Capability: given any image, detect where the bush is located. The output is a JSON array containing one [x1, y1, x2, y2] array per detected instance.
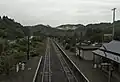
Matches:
[[30, 41, 45, 57], [0, 55, 15, 75], [13, 51, 26, 62], [70, 47, 76, 52], [30, 51, 39, 57], [65, 44, 70, 50]]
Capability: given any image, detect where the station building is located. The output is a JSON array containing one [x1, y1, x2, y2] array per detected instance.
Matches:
[[92, 40, 120, 73]]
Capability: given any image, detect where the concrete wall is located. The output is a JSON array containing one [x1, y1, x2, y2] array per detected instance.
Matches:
[[80, 50, 94, 60]]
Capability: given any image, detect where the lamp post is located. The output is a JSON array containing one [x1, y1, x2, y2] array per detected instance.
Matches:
[[111, 8, 116, 40]]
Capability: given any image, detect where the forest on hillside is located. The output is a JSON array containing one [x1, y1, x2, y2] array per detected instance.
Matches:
[[0, 16, 120, 42], [0, 16, 46, 75]]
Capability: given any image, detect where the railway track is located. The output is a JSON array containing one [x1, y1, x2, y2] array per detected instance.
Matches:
[[52, 40, 78, 82], [35, 38, 89, 82], [41, 38, 51, 82]]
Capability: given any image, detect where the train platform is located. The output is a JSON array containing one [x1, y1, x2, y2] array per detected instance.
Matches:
[[58, 42, 120, 82], [0, 56, 40, 82]]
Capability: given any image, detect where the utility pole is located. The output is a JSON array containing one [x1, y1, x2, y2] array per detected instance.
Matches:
[[27, 35, 30, 60], [19, 26, 30, 60], [111, 8, 116, 40], [108, 63, 114, 82]]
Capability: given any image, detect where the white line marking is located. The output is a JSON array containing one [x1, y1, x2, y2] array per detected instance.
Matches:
[[41, 38, 49, 82], [49, 39, 51, 82], [32, 56, 43, 82], [42, 38, 51, 82]]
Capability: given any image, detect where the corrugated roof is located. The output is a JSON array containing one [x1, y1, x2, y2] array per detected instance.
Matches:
[[100, 40, 120, 55], [92, 50, 106, 57], [80, 46, 99, 50], [93, 49, 120, 63]]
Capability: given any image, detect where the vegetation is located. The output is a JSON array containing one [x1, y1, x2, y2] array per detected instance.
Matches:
[[0, 15, 120, 75], [30, 36, 46, 57], [55, 21, 120, 53], [0, 16, 46, 75], [85, 22, 120, 42], [0, 16, 25, 40]]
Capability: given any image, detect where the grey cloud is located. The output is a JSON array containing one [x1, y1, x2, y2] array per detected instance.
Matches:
[[0, 0, 120, 26]]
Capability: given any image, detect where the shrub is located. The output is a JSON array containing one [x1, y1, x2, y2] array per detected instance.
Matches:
[[65, 44, 70, 50], [0, 55, 15, 75], [70, 47, 76, 52]]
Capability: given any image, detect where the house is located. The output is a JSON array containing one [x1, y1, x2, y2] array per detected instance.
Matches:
[[76, 45, 99, 60]]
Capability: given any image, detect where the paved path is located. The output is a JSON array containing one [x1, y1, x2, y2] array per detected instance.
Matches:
[[58, 42, 120, 82]]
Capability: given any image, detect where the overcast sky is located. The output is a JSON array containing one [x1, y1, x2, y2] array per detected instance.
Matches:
[[0, 0, 120, 27]]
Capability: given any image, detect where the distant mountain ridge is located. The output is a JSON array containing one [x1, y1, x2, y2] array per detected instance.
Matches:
[[1, 16, 120, 40]]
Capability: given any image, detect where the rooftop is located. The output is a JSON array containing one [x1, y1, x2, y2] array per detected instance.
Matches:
[[93, 40, 120, 63], [100, 40, 120, 55]]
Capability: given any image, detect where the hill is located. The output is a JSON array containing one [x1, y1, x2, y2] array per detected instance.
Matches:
[[85, 21, 120, 41], [1, 16, 120, 41], [30, 24, 86, 37], [0, 16, 25, 40]]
